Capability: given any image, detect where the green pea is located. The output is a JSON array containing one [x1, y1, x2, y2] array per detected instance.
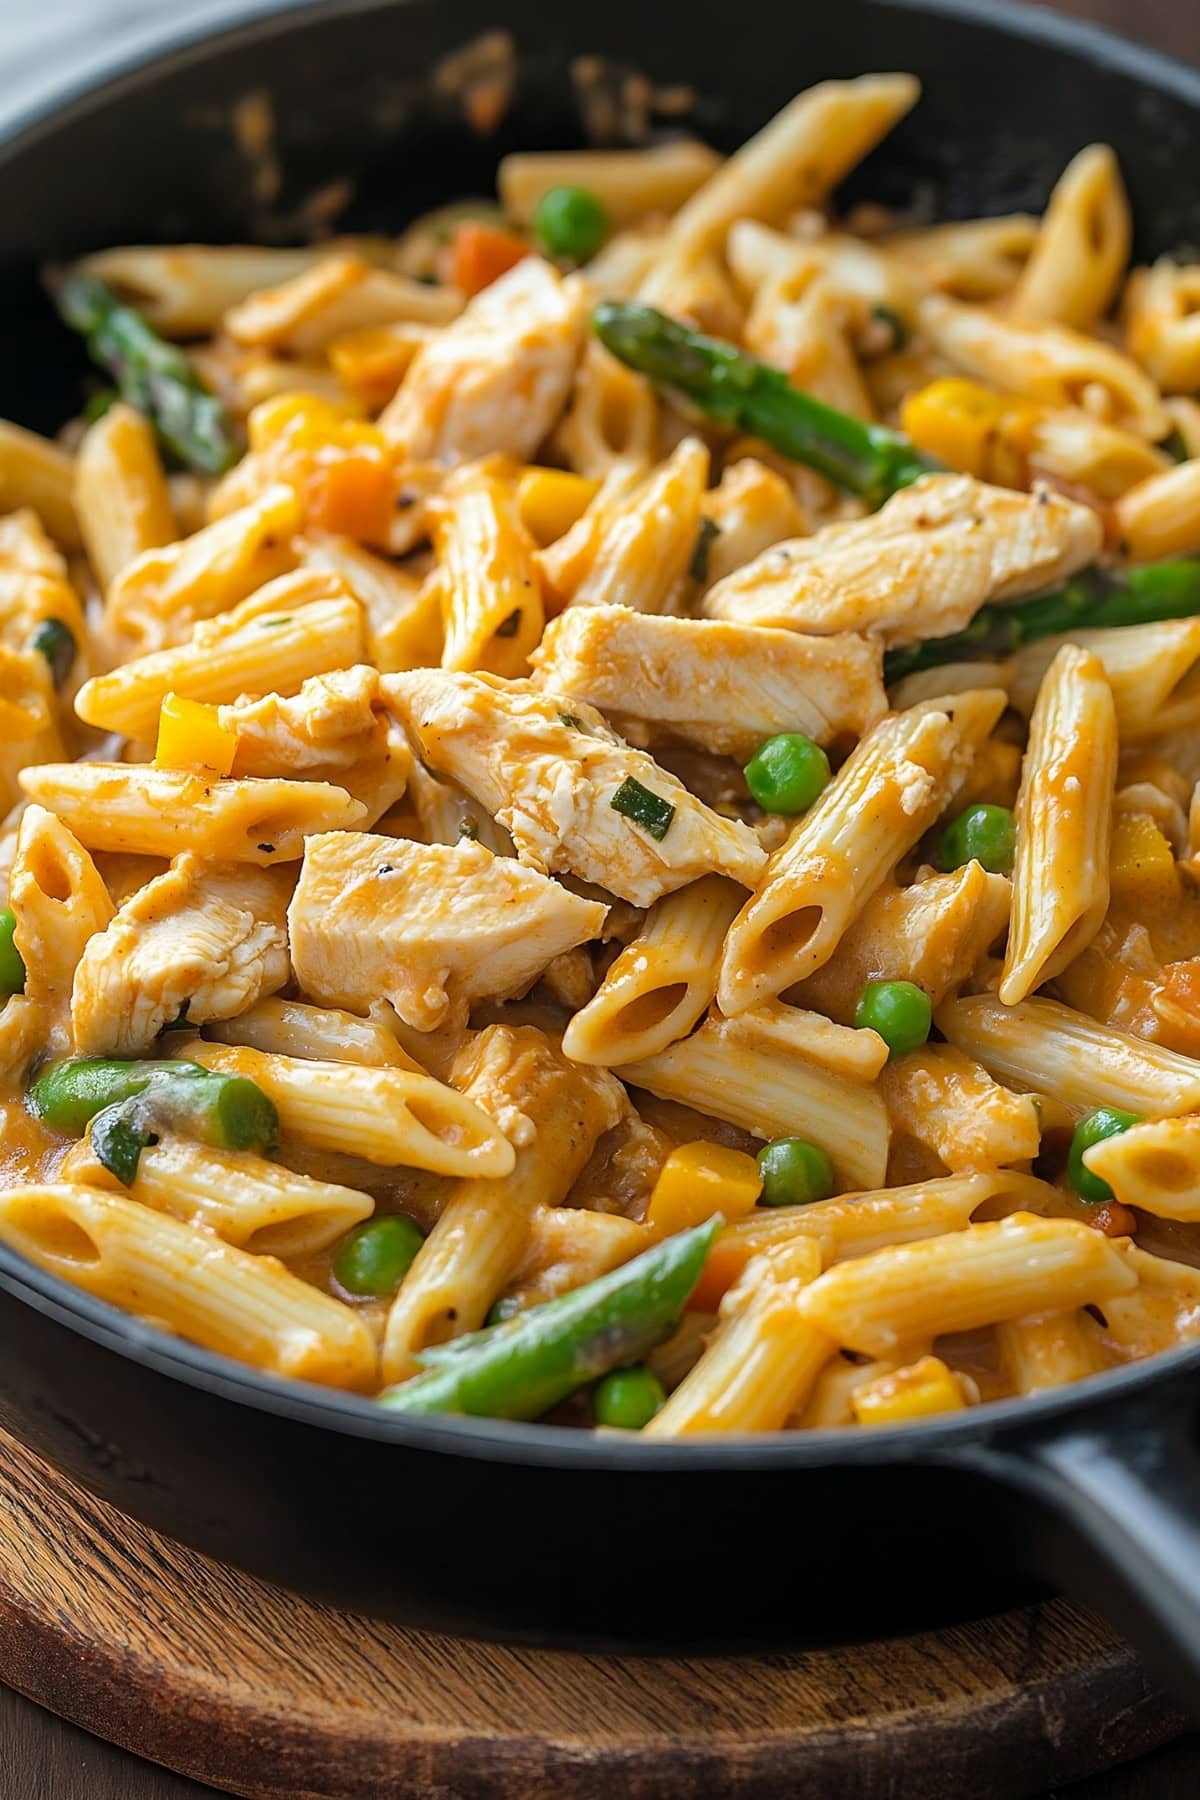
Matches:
[[743, 733, 831, 815], [593, 1364, 666, 1430], [1068, 1107, 1141, 1204], [0, 909, 25, 997], [757, 1137, 835, 1207], [533, 186, 609, 263], [854, 979, 932, 1058], [940, 803, 1016, 875], [334, 1215, 424, 1298]]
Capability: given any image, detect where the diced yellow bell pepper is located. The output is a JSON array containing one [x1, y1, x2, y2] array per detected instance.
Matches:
[[852, 1355, 967, 1427], [900, 377, 1041, 487], [155, 693, 238, 776], [517, 466, 599, 546], [328, 323, 430, 407], [645, 1141, 763, 1238], [1109, 810, 1180, 913], [248, 391, 379, 454]]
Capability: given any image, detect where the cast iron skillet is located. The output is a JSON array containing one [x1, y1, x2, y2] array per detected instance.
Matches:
[[2, 0, 1200, 1705]]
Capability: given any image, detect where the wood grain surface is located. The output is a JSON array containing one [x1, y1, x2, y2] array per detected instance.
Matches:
[[3, 0, 1200, 1796]]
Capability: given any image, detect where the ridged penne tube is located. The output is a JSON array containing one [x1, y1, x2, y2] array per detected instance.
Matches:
[[1008, 619, 1200, 741], [1010, 146, 1131, 329], [224, 252, 460, 354], [717, 690, 1005, 1014], [0, 1184, 377, 1390], [75, 242, 387, 335], [725, 998, 889, 1082], [702, 473, 1102, 645], [73, 404, 176, 594], [59, 1134, 373, 1259], [204, 996, 421, 1070], [698, 457, 807, 590], [535, 437, 709, 614], [185, 1041, 515, 1178], [879, 1045, 1041, 1174], [1124, 258, 1200, 393], [383, 670, 766, 906], [1000, 646, 1116, 1005], [76, 575, 365, 742], [0, 420, 79, 548], [70, 855, 292, 1056], [530, 607, 885, 760], [103, 484, 302, 654], [288, 830, 606, 1030], [20, 764, 367, 865], [498, 141, 722, 227], [889, 659, 1014, 711], [646, 1239, 833, 1435], [1082, 1115, 1200, 1221], [296, 533, 443, 672], [793, 1213, 1135, 1357], [996, 1310, 1106, 1394], [648, 76, 918, 262], [884, 215, 1039, 300], [1099, 1245, 1200, 1360], [9, 806, 114, 1043], [380, 259, 588, 465], [919, 294, 1167, 439], [563, 876, 742, 1065], [381, 1027, 625, 1380], [726, 222, 917, 330], [1111, 460, 1200, 562], [745, 272, 874, 421], [433, 463, 544, 678], [553, 342, 658, 480], [937, 993, 1200, 1118], [502, 1207, 652, 1311], [1025, 410, 1167, 501], [616, 1010, 890, 1192]]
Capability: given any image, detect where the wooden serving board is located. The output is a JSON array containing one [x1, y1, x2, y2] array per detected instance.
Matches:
[[0, 1427, 1183, 1800]]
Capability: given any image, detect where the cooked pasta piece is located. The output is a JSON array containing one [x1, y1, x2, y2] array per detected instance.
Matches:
[[9, 805, 114, 1050], [530, 606, 885, 759], [296, 532, 443, 671], [937, 993, 1200, 1118], [432, 460, 544, 677], [647, 1238, 833, 1435], [1111, 460, 1200, 562], [1010, 145, 1131, 329], [1099, 1245, 1200, 1359], [1124, 257, 1200, 393], [702, 472, 1102, 645], [616, 1009, 889, 1191], [1001, 646, 1116, 1005], [552, 342, 658, 480], [76, 241, 378, 335], [288, 830, 606, 1029], [383, 669, 765, 905], [73, 403, 176, 593], [185, 1040, 515, 1177], [718, 689, 1005, 1013], [224, 251, 460, 353], [381, 1026, 625, 1379], [745, 270, 874, 421], [996, 1309, 1107, 1394], [60, 1133, 373, 1258], [204, 996, 418, 1069], [0, 1183, 377, 1389], [380, 258, 588, 462], [499, 140, 721, 226], [1008, 619, 1200, 742], [563, 876, 742, 1066], [793, 1214, 1135, 1357], [0, 421, 80, 548], [76, 573, 366, 742], [20, 764, 367, 864], [879, 1044, 1041, 1174], [1082, 1115, 1200, 1221], [697, 456, 808, 589], [70, 856, 292, 1055]]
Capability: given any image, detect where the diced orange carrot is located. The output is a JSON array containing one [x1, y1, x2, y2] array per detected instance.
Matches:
[[450, 222, 530, 297]]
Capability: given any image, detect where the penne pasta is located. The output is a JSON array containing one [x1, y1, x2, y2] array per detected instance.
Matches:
[[1008, 618, 1200, 741], [499, 140, 722, 227], [432, 461, 544, 678], [204, 996, 419, 1070], [73, 403, 176, 594], [1010, 145, 1131, 330]]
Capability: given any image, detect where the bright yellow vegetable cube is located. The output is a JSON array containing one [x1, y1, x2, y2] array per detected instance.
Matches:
[[900, 378, 1039, 487], [517, 466, 599, 546], [1109, 810, 1180, 913], [645, 1141, 763, 1237], [155, 693, 238, 777], [852, 1355, 967, 1427]]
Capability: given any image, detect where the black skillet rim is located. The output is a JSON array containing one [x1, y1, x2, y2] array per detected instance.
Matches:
[[2, 0, 1200, 1468]]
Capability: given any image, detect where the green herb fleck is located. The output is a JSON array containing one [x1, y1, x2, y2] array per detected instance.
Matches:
[[557, 711, 586, 731], [611, 776, 675, 841], [458, 818, 480, 841], [1162, 427, 1191, 464], [871, 303, 910, 350], [31, 618, 77, 688], [689, 515, 721, 583]]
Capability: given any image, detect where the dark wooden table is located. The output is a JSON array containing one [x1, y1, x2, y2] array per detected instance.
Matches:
[[5, 0, 1200, 1793]]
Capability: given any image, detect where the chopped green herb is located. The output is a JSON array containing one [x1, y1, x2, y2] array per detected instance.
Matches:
[[259, 615, 293, 629], [610, 776, 675, 841], [495, 608, 522, 638], [871, 303, 910, 350], [689, 515, 721, 583], [458, 818, 480, 841], [1161, 427, 1191, 464], [557, 711, 586, 731], [30, 618, 77, 689]]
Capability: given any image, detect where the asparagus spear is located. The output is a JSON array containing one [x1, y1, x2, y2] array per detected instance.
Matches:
[[56, 273, 239, 476], [884, 557, 1200, 683], [379, 1217, 720, 1420], [30, 1057, 279, 1186], [593, 300, 934, 506]]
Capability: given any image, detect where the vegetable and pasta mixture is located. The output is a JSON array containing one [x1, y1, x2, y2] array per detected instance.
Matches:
[[2, 72, 1200, 1431]]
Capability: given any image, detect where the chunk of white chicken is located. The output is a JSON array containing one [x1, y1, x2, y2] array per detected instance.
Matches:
[[288, 830, 607, 1031], [71, 856, 292, 1056], [223, 666, 386, 776], [379, 259, 589, 464], [382, 669, 766, 906], [703, 472, 1103, 647]]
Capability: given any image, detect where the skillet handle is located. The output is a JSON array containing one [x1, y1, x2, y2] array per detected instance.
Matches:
[[956, 1375, 1200, 1711]]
